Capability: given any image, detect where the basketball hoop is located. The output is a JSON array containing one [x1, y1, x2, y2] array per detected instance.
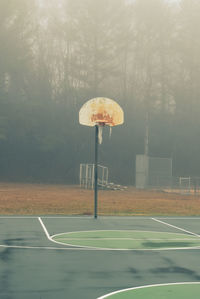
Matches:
[[79, 97, 124, 144], [79, 97, 124, 219]]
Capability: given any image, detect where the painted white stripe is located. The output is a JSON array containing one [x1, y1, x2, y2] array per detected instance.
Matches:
[[37, 217, 89, 248], [3, 245, 200, 251], [38, 217, 51, 240], [51, 229, 200, 250], [0, 243, 200, 252], [97, 282, 200, 299], [58, 238, 199, 241], [51, 229, 197, 239], [0, 216, 38, 218], [0, 216, 199, 220], [0, 216, 93, 219], [0, 244, 97, 250], [51, 230, 200, 251], [93, 216, 200, 220], [152, 218, 200, 238], [157, 217, 200, 220], [0, 216, 199, 252], [40, 216, 93, 219]]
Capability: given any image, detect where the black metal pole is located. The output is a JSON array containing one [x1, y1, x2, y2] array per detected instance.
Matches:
[[94, 125, 98, 219]]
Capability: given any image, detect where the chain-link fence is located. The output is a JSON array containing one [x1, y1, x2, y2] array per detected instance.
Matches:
[[169, 176, 200, 195], [136, 155, 172, 189], [135, 155, 200, 195], [145, 175, 200, 195]]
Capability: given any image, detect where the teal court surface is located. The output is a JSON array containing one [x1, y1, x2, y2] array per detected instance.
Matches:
[[0, 216, 200, 298]]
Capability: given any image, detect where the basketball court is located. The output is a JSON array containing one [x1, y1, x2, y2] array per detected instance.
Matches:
[[1, 215, 200, 298], [1, 100, 199, 298]]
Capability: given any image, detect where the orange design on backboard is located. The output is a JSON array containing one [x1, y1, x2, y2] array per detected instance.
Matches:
[[79, 97, 124, 127], [91, 112, 114, 125]]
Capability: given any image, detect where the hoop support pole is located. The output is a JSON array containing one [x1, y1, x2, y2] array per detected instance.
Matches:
[[94, 125, 98, 219]]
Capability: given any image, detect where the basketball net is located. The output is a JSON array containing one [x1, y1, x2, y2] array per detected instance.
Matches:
[[98, 124, 112, 144], [98, 124, 103, 144]]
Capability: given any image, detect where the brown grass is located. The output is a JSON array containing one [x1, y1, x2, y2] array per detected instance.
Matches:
[[0, 183, 200, 215]]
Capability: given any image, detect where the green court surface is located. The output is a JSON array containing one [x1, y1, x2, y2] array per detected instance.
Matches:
[[99, 283, 200, 299], [1, 216, 200, 299], [52, 230, 200, 249]]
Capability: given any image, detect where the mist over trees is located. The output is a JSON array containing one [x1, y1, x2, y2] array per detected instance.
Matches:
[[0, 0, 199, 184]]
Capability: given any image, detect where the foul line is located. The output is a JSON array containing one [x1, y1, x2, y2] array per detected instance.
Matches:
[[152, 218, 200, 238]]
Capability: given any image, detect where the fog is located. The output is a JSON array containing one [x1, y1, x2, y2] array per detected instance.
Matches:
[[0, 0, 199, 185]]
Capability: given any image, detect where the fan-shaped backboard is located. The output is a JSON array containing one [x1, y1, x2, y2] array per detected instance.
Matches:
[[79, 97, 124, 127]]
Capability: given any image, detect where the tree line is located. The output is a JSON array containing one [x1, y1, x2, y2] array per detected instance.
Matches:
[[0, 0, 200, 184]]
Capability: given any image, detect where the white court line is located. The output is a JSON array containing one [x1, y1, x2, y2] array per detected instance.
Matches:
[[38, 217, 90, 248], [0, 216, 93, 219], [51, 229, 199, 238], [152, 218, 200, 238], [0, 216, 39, 219], [38, 217, 51, 240], [95, 217, 200, 222], [39, 216, 93, 219], [0, 243, 200, 251], [97, 282, 200, 299], [0, 216, 200, 219], [0, 216, 199, 251], [51, 230, 200, 251], [36, 217, 200, 251], [59, 238, 198, 241], [0, 244, 95, 250], [157, 217, 200, 220]]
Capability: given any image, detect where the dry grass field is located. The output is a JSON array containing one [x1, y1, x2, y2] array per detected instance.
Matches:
[[0, 183, 200, 215]]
